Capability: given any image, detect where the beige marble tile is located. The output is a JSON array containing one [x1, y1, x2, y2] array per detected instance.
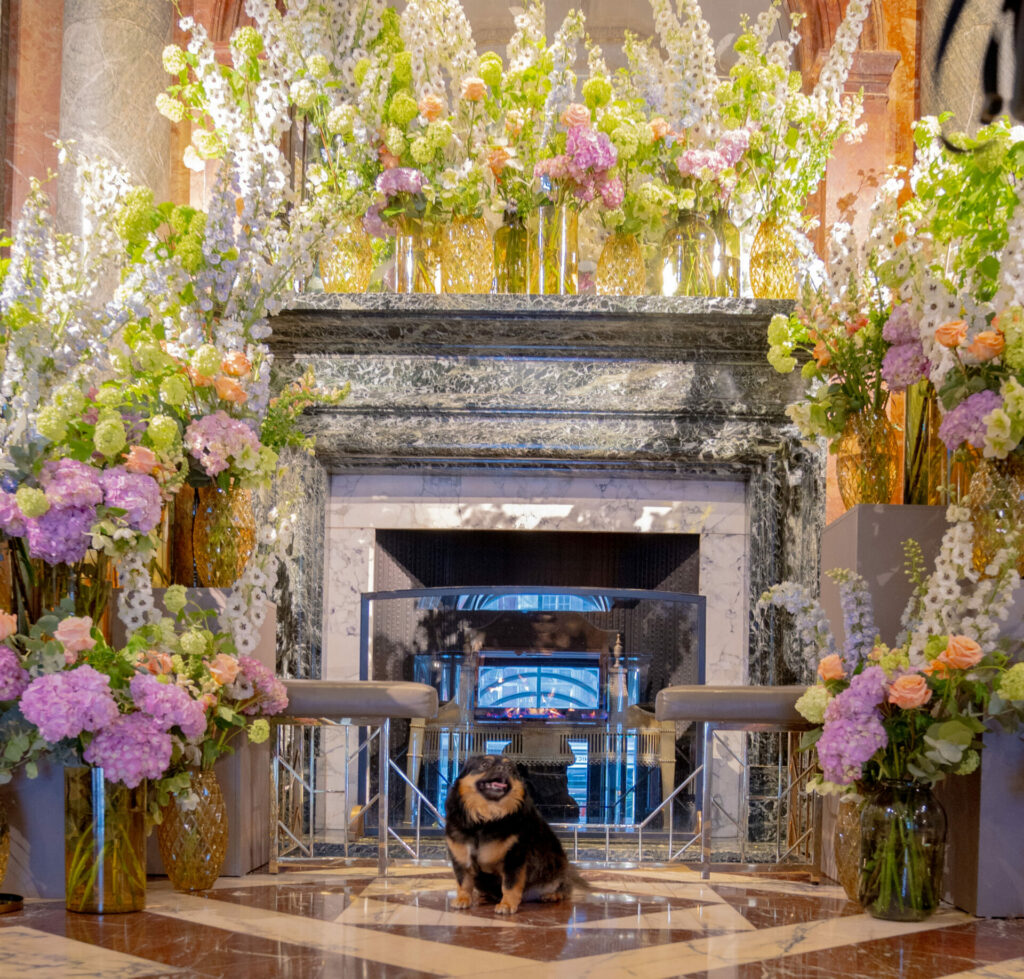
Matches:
[[937, 959, 1024, 979]]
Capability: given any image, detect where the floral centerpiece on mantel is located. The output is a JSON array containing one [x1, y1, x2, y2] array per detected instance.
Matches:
[[761, 505, 1024, 920]]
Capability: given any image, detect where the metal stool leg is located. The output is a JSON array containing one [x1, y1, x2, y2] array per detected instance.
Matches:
[[378, 718, 390, 878], [701, 721, 715, 879]]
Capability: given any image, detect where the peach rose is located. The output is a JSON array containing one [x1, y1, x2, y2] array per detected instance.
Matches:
[[124, 445, 159, 475], [487, 146, 511, 176], [560, 102, 591, 128], [813, 340, 831, 368], [143, 649, 174, 675], [379, 148, 400, 169], [55, 616, 96, 655], [934, 320, 967, 348], [846, 315, 868, 336], [199, 692, 218, 711], [817, 653, 845, 682], [0, 611, 17, 642], [221, 351, 251, 377], [419, 93, 443, 121], [648, 116, 671, 142], [505, 109, 525, 137], [888, 673, 933, 709], [460, 77, 487, 102], [966, 330, 1005, 362], [939, 634, 984, 670], [214, 375, 248, 404], [208, 652, 241, 686], [187, 366, 214, 388]]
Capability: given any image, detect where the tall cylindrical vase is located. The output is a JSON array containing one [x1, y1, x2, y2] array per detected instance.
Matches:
[[64, 766, 147, 913], [192, 485, 256, 588], [532, 204, 578, 295], [156, 769, 229, 892], [711, 210, 741, 298], [836, 407, 899, 510], [659, 212, 715, 297], [493, 211, 532, 294], [904, 381, 947, 505], [442, 215, 493, 294], [393, 218, 441, 294], [858, 779, 946, 921], [965, 454, 1024, 575]]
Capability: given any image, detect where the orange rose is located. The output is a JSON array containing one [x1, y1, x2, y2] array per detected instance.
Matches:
[[379, 148, 400, 169], [0, 611, 17, 642], [934, 320, 967, 348], [648, 117, 670, 142], [187, 366, 214, 388], [965, 330, 1005, 362], [817, 654, 845, 681], [460, 77, 487, 102], [143, 650, 174, 675], [208, 652, 241, 686], [124, 445, 158, 475], [813, 340, 831, 368], [888, 674, 932, 709], [487, 146, 511, 176], [221, 351, 251, 377], [418, 93, 443, 121], [938, 634, 984, 670], [214, 375, 248, 404], [560, 102, 591, 128]]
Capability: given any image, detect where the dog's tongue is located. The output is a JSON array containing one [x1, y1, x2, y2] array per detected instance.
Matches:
[[483, 780, 507, 791]]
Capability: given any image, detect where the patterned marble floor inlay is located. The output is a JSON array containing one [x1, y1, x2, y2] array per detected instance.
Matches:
[[2, 866, 1024, 978]]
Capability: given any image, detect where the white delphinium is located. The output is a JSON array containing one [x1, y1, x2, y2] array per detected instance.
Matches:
[[117, 549, 161, 637], [400, 0, 477, 110], [650, 0, 718, 140], [621, 31, 667, 116], [507, 0, 545, 74], [1000, 184, 1024, 306], [538, 8, 586, 150]]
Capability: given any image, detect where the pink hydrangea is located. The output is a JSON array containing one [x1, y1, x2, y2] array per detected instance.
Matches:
[[0, 644, 29, 701], [184, 410, 261, 478], [19, 665, 119, 742], [717, 129, 750, 167], [235, 656, 288, 716], [376, 167, 424, 197], [99, 466, 162, 533], [83, 712, 173, 787], [599, 175, 625, 209], [40, 459, 104, 508], [129, 673, 208, 739], [565, 125, 616, 179]]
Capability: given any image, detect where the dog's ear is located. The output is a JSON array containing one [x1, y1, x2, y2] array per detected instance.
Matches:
[[514, 761, 529, 780], [455, 755, 482, 781]]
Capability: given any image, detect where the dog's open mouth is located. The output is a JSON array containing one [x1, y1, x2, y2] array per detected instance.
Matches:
[[476, 777, 510, 800]]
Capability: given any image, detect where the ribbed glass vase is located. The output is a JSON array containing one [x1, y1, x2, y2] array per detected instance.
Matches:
[[493, 211, 532, 294], [319, 219, 373, 293], [192, 485, 256, 587], [0, 797, 9, 888], [833, 793, 863, 902], [749, 218, 798, 299], [836, 408, 899, 509], [393, 217, 442, 294], [156, 769, 229, 892], [596, 232, 646, 296], [712, 210, 741, 298], [965, 454, 1024, 575], [442, 216, 493, 294]]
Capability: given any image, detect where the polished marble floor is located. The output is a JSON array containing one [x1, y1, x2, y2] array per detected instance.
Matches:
[[2, 864, 1024, 978]]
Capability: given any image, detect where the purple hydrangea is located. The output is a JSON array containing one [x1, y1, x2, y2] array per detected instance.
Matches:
[[39, 458, 104, 508], [82, 712, 173, 787], [881, 342, 929, 391], [184, 411, 260, 478], [129, 673, 207, 739], [599, 175, 625, 209], [0, 644, 29, 701], [24, 504, 96, 565], [816, 706, 887, 785], [236, 655, 288, 716], [99, 466, 162, 533], [0, 491, 26, 538], [19, 665, 119, 742], [376, 167, 424, 198], [938, 389, 1003, 450], [565, 125, 616, 180], [881, 305, 918, 346]]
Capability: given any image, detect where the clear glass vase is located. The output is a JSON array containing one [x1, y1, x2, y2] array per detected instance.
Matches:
[[319, 219, 373, 293], [64, 766, 147, 913], [836, 407, 899, 510], [156, 769, 229, 892], [192, 485, 256, 587], [393, 217, 442, 294], [532, 204, 578, 295], [965, 454, 1024, 576], [596, 232, 646, 296], [659, 212, 715, 297], [749, 217, 798, 299], [493, 211, 532, 294], [442, 216, 494, 294], [711, 210, 741, 298], [858, 779, 946, 921]]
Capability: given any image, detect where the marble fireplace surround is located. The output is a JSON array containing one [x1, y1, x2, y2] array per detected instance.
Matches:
[[269, 294, 825, 688]]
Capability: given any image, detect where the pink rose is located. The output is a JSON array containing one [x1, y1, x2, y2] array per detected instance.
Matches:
[[142, 649, 174, 675], [817, 654, 845, 682], [560, 102, 591, 128], [888, 674, 932, 709], [419, 93, 443, 121], [0, 611, 16, 642], [124, 445, 159, 475], [208, 653, 241, 686], [55, 616, 96, 656]]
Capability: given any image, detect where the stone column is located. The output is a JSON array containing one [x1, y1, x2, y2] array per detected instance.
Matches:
[[57, 0, 172, 231]]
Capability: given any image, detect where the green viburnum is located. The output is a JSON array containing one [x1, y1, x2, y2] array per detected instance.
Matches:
[[93, 416, 127, 458], [135, 343, 172, 373], [582, 75, 612, 109], [1000, 662, 1024, 701], [230, 26, 263, 58], [192, 344, 221, 378], [156, 93, 186, 123], [54, 382, 86, 416], [392, 51, 413, 90], [306, 54, 330, 79], [158, 375, 189, 407], [162, 44, 189, 75], [353, 58, 371, 86], [384, 126, 407, 156], [179, 630, 208, 657], [955, 749, 980, 775], [15, 486, 49, 518], [327, 104, 355, 135], [478, 51, 503, 89], [795, 684, 829, 725], [247, 718, 270, 744], [35, 406, 68, 442], [410, 136, 432, 166], [427, 120, 452, 151], [147, 414, 179, 451], [1000, 305, 1024, 371], [163, 584, 188, 615], [388, 92, 418, 128], [290, 79, 317, 111]]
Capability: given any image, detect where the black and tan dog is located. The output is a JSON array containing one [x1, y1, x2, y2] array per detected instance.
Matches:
[[444, 754, 583, 915]]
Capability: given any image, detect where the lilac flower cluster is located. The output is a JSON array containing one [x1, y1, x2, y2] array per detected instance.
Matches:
[[881, 305, 918, 345], [376, 167, 424, 198], [0, 644, 29, 701], [19, 665, 119, 742], [236, 655, 288, 716], [99, 467, 162, 533], [534, 125, 620, 205], [815, 666, 888, 784], [40, 459, 103, 508], [881, 341, 929, 391], [185, 410, 260, 477], [938, 389, 1003, 450], [82, 712, 173, 788], [129, 673, 207, 739]]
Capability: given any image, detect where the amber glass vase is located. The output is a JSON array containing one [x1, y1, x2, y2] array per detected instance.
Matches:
[[532, 204, 578, 295], [833, 793, 863, 902], [64, 766, 147, 913], [965, 454, 1024, 575], [660, 212, 715, 297], [596, 232, 646, 296], [442, 216, 494, 293], [157, 769, 229, 892], [493, 211, 532, 294], [835, 408, 899, 510], [0, 797, 9, 888], [749, 218, 798, 299], [393, 217, 442, 294], [192, 485, 256, 587], [319, 219, 373, 293]]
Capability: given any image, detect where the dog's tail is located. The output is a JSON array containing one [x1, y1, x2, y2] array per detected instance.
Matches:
[[567, 864, 594, 892]]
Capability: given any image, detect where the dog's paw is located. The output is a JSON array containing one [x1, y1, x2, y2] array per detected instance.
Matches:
[[495, 899, 520, 915], [539, 892, 564, 903], [451, 892, 473, 910]]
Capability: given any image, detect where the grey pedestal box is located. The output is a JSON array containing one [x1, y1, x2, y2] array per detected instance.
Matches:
[[821, 504, 1024, 917]]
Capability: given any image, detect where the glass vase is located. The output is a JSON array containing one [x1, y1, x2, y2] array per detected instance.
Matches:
[[904, 381, 948, 506], [596, 232, 646, 296], [0, 797, 9, 888], [858, 779, 946, 921], [319, 219, 373, 293], [833, 793, 863, 903], [749, 218, 798, 299], [659, 212, 715, 297], [836, 407, 899, 510], [532, 204, 578, 295], [711, 210, 741, 298], [965, 454, 1024, 576], [64, 766, 147, 914], [393, 218, 441, 294], [493, 211, 532, 294], [192, 485, 256, 587], [156, 769, 229, 892], [442, 215, 494, 294]]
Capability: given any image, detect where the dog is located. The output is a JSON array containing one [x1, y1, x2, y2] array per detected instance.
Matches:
[[444, 754, 584, 915]]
